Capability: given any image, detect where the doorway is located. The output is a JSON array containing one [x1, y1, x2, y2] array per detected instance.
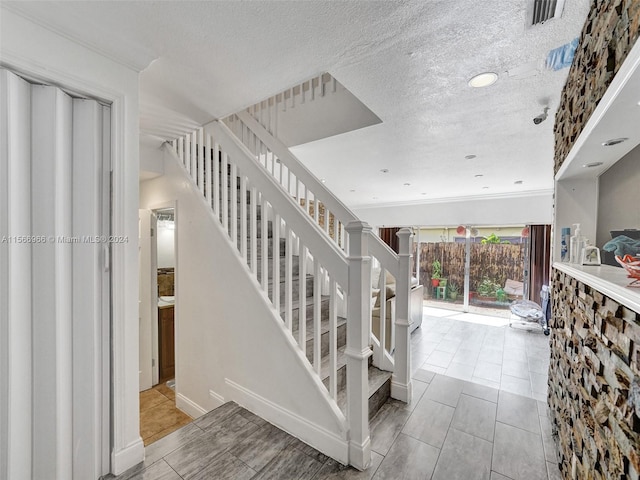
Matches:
[[138, 206, 193, 445]]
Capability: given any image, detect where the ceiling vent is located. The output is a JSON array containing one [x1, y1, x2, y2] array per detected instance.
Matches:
[[528, 0, 565, 26]]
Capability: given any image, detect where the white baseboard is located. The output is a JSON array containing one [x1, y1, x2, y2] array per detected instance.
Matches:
[[209, 389, 225, 407], [111, 437, 144, 476], [349, 436, 372, 471], [225, 379, 348, 464], [176, 392, 208, 419], [390, 378, 412, 403]]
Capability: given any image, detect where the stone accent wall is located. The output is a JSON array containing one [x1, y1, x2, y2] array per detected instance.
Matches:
[[548, 268, 640, 479], [554, 0, 640, 174]]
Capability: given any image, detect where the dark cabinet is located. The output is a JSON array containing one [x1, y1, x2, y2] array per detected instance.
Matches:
[[158, 306, 175, 383]]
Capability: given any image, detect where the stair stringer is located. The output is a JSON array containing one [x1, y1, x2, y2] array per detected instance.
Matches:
[[142, 145, 350, 463]]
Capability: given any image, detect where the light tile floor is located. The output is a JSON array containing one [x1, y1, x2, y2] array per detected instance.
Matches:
[[139, 381, 193, 446], [413, 306, 551, 401], [115, 307, 559, 480]]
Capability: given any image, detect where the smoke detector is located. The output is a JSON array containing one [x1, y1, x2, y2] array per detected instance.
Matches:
[[527, 0, 565, 27]]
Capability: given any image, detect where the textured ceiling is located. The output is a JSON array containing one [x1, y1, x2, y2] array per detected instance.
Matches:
[[4, 0, 592, 208]]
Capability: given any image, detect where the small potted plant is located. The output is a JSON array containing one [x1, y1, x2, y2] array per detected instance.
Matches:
[[448, 281, 460, 301], [431, 259, 442, 287], [476, 276, 500, 300]]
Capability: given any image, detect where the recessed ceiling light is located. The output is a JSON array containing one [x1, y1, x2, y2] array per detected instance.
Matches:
[[320, 178, 326, 183], [349, 189, 355, 192], [475, 174, 484, 178], [404, 182, 411, 186], [373, 196, 378, 200], [380, 168, 389, 173], [514, 180, 523, 184], [582, 161, 603, 168], [421, 192, 427, 195], [465, 154, 477, 160], [482, 186, 489, 189], [468, 72, 498, 88], [602, 138, 628, 146]]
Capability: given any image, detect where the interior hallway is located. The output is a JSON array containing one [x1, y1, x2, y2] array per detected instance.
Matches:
[[114, 307, 558, 479]]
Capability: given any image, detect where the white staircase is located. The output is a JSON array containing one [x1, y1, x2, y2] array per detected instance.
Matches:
[[165, 96, 414, 469]]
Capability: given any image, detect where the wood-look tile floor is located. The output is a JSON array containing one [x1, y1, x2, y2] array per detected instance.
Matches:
[[114, 309, 559, 479], [140, 382, 193, 446]]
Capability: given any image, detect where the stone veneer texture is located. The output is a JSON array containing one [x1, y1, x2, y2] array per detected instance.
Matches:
[[554, 0, 640, 174], [549, 268, 640, 479]]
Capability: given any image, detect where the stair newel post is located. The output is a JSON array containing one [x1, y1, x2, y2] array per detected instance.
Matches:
[[345, 220, 372, 471], [392, 227, 414, 403]]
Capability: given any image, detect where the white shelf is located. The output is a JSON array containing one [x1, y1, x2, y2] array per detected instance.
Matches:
[[553, 262, 640, 313]]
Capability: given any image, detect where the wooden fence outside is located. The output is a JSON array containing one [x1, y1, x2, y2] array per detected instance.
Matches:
[[413, 242, 525, 295]]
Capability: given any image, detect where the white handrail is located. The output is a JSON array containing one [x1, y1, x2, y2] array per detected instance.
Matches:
[[235, 111, 356, 228]]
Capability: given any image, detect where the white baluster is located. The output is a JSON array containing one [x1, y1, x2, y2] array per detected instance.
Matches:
[[205, 133, 212, 207], [231, 162, 238, 245], [305, 188, 310, 216], [345, 220, 372, 471], [319, 74, 325, 97], [391, 228, 413, 403], [313, 257, 322, 376], [270, 150, 276, 177], [274, 101, 278, 138], [329, 278, 338, 400], [379, 267, 387, 362], [301, 80, 306, 104], [184, 134, 191, 174], [240, 172, 247, 261], [261, 196, 268, 292], [299, 242, 307, 354], [191, 131, 197, 179], [221, 151, 229, 233], [250, 185, 257, 276], [273, 213, 281, 315], [213, 143, 220, 218], [324, 208, 330, 236], [290, 87, 295, 108], [285, 226, 293, 332], [198, 128, 204, 193], [314, 197, 319, 224]]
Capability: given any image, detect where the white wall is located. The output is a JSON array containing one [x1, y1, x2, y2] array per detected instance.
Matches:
[[597, 143, 640, 246], [139, 146, 349, 462], [553, 178, 598, 262], [157, 221, 175, 268], [1, 7, 143, 476], [353, 192, 553, 229]]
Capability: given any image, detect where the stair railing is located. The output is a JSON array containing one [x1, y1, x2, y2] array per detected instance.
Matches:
[[168, 123, 374, 468], [226, 73, 342, 140], [222, 111, 414, 403]]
